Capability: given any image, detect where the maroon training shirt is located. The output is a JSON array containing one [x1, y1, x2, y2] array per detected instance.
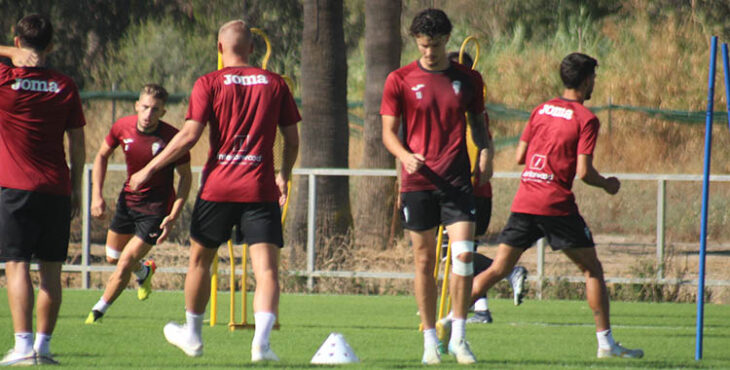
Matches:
[[381, 60, 485, 193], [0, 63, 85, 196], [105, 115, 190, 215], [186, 66, 301, 203], [511, 97, 599, 216]]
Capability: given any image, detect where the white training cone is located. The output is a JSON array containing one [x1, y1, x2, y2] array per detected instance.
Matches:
[[310, 332, 360, 364]]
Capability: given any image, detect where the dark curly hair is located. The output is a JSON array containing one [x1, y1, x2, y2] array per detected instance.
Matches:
[[409, 8, 452, 38], [560, 53, 598, 89]]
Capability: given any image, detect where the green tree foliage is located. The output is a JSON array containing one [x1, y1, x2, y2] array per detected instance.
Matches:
[[188, 0, 304, 85], [89, 17, 214, 92], [0, 0, 194, 88]]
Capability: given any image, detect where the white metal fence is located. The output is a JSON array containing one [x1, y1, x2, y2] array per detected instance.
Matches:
[[4, 165, 730, 294]]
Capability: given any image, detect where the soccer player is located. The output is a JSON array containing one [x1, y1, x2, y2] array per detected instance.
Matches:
[[128, 20, 300, 362], [445, 51, 528, 324], [474, 52, 643, 359], [381, 9, 491, 365], [84, 84, 192, 324], [0, 14, 86, 366]]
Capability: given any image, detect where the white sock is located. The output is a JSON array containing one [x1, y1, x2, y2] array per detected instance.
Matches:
[[133, 262, 148, 280], [252, 312, 276, 348], [445, 311, 453, 320], [474, 297, 488, 311], [596, 329, 616, 350], [451, 318, 466, 343], [92, 298, 110, 314], [423, 328, 439, 349], [13, 332, 32, 354], [185, 311, 204, 343], [33, 333, 51, 355]]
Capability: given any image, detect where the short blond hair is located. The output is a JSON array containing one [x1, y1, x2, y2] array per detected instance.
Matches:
[[140, 84, 168, 103]]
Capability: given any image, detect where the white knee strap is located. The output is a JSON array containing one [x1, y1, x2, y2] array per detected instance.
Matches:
[[106, 246, 121, 260], [450, 240, 474, 276]]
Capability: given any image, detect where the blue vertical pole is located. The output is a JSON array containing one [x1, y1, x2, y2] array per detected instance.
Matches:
[[696, 35, 717, 361], [722, 42, 730, 129]]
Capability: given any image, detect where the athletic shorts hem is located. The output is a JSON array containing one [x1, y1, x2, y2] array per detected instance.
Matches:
[[190, 234, 221, 249], [497, 212, 595, 250]]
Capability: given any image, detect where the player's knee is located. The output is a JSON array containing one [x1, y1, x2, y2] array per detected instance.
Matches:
[[115, 257, 137, 273], [450, 240, 474, 276], [584, 260, 604, 278], [105, 246, 121, 264], [413, 250, 435, 271]]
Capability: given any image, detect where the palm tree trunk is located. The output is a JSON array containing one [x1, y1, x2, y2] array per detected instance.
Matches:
[[287, 0, 352, 257], [353, 0, 402, 250]]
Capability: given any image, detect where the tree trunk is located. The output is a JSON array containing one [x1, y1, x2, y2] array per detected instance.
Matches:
[[287, 0, 351, 256], [353, 0, 402, 250]]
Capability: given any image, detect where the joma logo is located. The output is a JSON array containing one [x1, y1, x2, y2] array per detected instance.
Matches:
[[11, 78, 61, 93], [223, 74, 269, 86]]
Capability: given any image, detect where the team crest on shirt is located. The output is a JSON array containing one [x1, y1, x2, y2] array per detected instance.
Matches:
[[151, 142, 162, 156], [411, 84, 425, 100], [122, 138, 134, 152], [452, 80, 462, 95]]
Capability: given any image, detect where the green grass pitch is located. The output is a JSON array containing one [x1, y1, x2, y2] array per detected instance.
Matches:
[[0, 288, 728, 368]]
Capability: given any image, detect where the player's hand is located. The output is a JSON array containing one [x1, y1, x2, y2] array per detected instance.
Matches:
[[129, 168, 151, 192], [402, 153, 425, 174], [276, 173, 289, 207], [91, 196, 106, 218], [12, 48, 38, 67], [603, 176, 621, 195], [157, 215, 174, 244], [70, 189, 81, 219], [476, 149, 493, 185]]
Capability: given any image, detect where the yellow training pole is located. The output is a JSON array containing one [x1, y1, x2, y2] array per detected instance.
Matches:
[[434, 225, 444, 280], [239, 243, 249, 330], [458, 36, 480, 71], [282, 75, 295, 93], [250, 28, 272, 70], [228, 240, 236, 329], [437, 239, 453, 321], [281, 180, 292, 223], [210, 257, 218, 326]]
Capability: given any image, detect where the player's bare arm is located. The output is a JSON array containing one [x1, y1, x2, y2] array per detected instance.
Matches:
[[382, 114, 424, 174], [67, 127, 86, 219], [577, 153, 620, 194], [277, 123, 299, 206], [91, 142, 114, 218], [0, 45, 38, 67], [129, 119, 204, 191], [516, 140, 528, 165], [157, 162, 192, 243], [467, 111, 493, 184]]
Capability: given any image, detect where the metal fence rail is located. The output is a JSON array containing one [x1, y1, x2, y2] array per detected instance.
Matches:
[[2, 166, 730, 295]]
